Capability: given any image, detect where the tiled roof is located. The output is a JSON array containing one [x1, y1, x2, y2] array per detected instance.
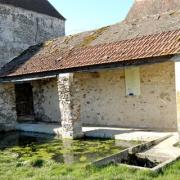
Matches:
[[0, 29, 180, 78], [0, 0, 66, 20]]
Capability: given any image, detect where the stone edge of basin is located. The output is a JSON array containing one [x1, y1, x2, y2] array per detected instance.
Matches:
[[128, 134, 172, 154], [92, 134, 173, 169]]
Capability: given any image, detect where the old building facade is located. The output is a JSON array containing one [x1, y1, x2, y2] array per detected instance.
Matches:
[[0, 0, 65, 131], [0, 0, 180, 139]]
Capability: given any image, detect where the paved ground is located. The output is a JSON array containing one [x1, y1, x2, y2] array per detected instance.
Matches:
[[16, 123, 62, 135], [16, 123, 174, 141], [139, 133, 180, 159], [83, 127, 173, 141]]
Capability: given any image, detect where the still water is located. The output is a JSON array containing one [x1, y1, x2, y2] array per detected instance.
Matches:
[[0, 131, 138, 165]]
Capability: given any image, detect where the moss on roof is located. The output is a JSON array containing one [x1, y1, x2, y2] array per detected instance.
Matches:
[[1, 0, 180, 78], [78, 26, 109, 47]]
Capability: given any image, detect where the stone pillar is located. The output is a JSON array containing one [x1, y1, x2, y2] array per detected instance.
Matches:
[[175, 59, 180, 139], [0, 83, 17, 131], [57, 73, 83, 139]]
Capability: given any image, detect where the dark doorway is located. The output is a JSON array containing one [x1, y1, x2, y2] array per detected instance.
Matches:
[[15, 83, 35, 122]]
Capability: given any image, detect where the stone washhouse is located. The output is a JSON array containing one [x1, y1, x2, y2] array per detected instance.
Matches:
[[0, 0, 180, 139]]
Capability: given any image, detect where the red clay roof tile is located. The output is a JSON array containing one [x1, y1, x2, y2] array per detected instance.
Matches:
[[0, 29, 180, 78]]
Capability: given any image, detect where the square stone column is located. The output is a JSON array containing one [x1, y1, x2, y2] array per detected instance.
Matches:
[[57, 73, 83, 139]]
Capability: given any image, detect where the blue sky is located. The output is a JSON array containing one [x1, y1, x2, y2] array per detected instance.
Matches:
[[49, 0, 134, 35]]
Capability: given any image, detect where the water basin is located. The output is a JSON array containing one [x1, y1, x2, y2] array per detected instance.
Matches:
[[0, 131, 139, 165]]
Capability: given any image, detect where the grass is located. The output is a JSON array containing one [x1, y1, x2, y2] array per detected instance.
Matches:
[[1, 156, 180, 180], [0, 132, 180, 180]]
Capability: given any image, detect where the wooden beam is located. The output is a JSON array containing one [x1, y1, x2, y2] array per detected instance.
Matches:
[[0, 55, 172, 83]]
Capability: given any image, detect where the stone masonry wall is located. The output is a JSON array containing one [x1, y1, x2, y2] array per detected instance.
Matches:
[[0, 83, 17, 131], [0, 4, 65, 68], [32, 78, 61, 123], [58, 73, 83, 139], [175, 59, 180, 134], [78, 61, 177, 131]]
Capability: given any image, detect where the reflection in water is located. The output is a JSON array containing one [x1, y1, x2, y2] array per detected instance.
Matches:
[[0, 132, 139, 165], [62, 139, 74, 164]]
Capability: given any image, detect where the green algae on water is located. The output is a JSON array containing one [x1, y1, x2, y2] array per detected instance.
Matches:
[[0, 132, 140, 166]]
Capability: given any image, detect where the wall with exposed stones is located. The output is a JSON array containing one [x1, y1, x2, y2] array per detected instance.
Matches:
[[78, 61, 177, 131], [0, 4, 65, 68], [57, 73, 83, 139], [0, 83, 17, 131], [32, 78, 61, 123]]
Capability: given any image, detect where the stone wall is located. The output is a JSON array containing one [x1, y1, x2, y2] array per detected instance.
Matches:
[[175, 58, 180, 134], [78, 61, 177, 131], [0, 83, 17, 131], [32, 78, 61, 123], [126, 0, 180, 21], [58, 73, 83, 139], [0, 4, 65, 68]]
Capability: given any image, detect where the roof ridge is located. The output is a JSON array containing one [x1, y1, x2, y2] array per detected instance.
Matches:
[[72, 28, 180, 51], [1, 28, 180, 79]]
